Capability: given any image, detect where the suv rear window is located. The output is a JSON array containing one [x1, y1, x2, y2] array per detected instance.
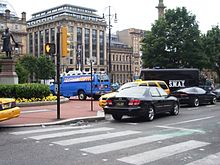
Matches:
[[158, 82, 168, 89], [148, 82, 157, 87]]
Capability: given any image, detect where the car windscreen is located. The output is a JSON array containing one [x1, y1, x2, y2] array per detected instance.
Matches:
[[97, 74, 109, 82], [118, 82, 138, 91], [178, 87, 196, 93], [116, 86, 149, 98]]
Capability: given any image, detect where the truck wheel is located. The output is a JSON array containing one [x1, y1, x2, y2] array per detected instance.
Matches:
[[78, 91, 86, 100]]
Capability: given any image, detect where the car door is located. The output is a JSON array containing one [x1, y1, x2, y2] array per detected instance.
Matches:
[[149, 87, 164, 113], [195, 87, 208, 103], [156, 87, 173, 112]]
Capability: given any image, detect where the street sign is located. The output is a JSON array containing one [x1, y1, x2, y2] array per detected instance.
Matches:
[[45, 43, 56, 55]]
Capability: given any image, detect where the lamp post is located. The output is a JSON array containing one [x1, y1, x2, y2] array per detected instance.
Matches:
[[103, 6, 117, 83]]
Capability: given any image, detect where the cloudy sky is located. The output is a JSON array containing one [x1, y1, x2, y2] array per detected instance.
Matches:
[[7, 0, 220, 33]]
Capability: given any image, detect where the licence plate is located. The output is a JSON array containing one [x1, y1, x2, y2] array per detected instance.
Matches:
[[116, 102, 124, 106]]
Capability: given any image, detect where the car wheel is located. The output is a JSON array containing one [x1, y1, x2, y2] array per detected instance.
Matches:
[[170, 102, 179, 116], [146, 106, 155, 121], [112, 114, 123, 121], [190, 97, 199, 107], [211, 96, 217, 104], [78, 91, 86, 100]]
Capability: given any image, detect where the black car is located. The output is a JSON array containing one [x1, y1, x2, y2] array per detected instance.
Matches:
[[212, 86, 220, 100], [104, 86, 179, 121], [171, 87, 217, 107]]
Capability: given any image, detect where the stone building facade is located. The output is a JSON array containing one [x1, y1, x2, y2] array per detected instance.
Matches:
[[26, 4, 108, 73], [116, 28, 145, 79], [109, 34, 133, 84], [0, 0, 27, 57]]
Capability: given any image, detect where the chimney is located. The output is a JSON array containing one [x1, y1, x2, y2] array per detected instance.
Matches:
[[21, 12, 26, 22], [5, 9, 10, 19]]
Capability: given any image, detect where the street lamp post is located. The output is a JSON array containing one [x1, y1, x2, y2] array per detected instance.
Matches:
[[103, 6, 117, 83]]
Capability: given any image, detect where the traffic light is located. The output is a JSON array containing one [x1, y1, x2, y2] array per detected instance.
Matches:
[[61, 26, 70, 57], [44, 43, 55, 55]]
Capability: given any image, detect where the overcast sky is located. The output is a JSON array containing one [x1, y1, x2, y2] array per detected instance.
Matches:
[[8, 0, 220, 33]]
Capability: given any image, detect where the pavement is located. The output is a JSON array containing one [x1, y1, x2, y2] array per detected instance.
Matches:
[[0, 98, 105, 128]]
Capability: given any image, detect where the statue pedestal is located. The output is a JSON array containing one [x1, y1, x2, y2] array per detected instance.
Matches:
[[0, 59, 18, 84]]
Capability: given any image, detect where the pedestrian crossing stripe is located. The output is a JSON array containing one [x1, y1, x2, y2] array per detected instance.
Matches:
[[80, 130, 194, 154], [10, 125, 92, 135], [185, 151, 220, 165], [9, 126, 218, 164], [53, 130, 141, 146], [118, 140, 210, 165], [29, 127, 114, 140]]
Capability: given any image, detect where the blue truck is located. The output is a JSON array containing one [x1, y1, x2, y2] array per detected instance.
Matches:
[[50, 73, 111, 100]]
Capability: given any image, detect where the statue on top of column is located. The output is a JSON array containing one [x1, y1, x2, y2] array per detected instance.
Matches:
[[1, 27, 18, 59]]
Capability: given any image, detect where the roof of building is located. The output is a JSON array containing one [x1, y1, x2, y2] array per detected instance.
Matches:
[[28, 4, 101, 22], [0, 0, 17, 17]]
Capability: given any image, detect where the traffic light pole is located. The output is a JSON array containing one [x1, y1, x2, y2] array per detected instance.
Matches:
[[56, 28, 61, 119]]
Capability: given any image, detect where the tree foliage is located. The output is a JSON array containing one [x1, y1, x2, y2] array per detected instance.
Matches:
[[36, 55, 56, 81], [202, 25, 220, 80], [16, 55, 55, 83], [141, 7, 208, 69]]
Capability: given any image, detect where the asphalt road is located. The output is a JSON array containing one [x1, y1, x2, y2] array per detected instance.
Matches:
[[1, 103, 220, 165]]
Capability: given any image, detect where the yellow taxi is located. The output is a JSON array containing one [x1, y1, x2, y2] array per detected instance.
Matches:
[[0, 98, 21, 122], [99, 79, 170, 108]]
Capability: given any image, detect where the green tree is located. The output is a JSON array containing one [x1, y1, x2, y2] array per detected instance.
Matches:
[[36, 55, 55, 82], [19, 55, 37, 82], [15, 62, 29, 83], [142, 7, 207, 69], [202, 25, 220, 81]]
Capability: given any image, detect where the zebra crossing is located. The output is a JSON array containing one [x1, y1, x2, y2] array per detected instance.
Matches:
[[10, 125, 220, 165]]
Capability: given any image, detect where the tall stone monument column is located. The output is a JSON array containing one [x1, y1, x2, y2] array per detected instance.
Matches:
[[0, 59, 18, 84]]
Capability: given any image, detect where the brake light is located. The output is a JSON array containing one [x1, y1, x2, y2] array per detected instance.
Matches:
[[129, 100, 141, 106], [106, 99, 113, 106]]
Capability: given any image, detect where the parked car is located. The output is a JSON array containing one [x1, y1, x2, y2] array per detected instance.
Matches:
[[170, 87, 217, 107], [99, 80, 170, 108], [0, 98, 21, 122], [103, 86, 179, 121], [212, 86, 220, 100]]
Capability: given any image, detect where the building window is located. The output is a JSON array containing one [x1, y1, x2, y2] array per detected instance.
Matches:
[[85, 28, 90, 65], [45, 29, 49, 43], [50, 28, 55, 43], [29, 33, 33, 54], [92, 29, 97, 65], [99, 31, 104, 65], [77, 27, 83, 70], [40, 30, 44, 55], [34, 31, 38, 57], [70, 58, 73, 64]]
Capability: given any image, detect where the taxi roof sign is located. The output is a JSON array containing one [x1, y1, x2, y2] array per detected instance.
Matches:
[[45, 43, 56, 55]]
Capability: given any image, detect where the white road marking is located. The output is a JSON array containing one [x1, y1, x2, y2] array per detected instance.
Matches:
[[186, 152, 220, 165], [29, 127, 114, 140], [205, 105, 216, 108], [118, 140, 210, 165], [81, 130, 194, 154], [21, 109, 55, 114], [186, 107, 199, 111], [166, 116, 215, 126], [54, 130, 141, 146], [156, 125, 205, 134], [10, 125, 91, 135]]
